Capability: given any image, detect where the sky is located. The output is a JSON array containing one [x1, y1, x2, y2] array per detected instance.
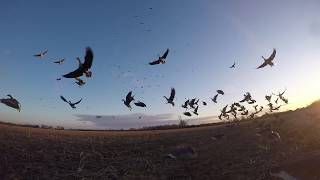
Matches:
[[1, 0, 320, 129]]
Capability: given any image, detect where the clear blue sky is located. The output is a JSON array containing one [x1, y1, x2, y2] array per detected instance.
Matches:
[[1, 0, 320, 129]]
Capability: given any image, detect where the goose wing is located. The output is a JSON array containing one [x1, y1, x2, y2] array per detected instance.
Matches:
[[60, 96, 68, 103], [169, 88, 175, 101], [267, 48, 276, 60], [82, 47, 94, 70], [149, 59, 162, 65], [161, 48, 169, 59]]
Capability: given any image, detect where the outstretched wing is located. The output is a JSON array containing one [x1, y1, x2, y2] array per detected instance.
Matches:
[[62, 67, 84, 78], [126, 91, 133, 101], [82, 47, 94, 70], [267, 48, 276, 60], [73, 98, 82, 105], [257, 61, 268, 69], [60, 96, 68, 103], [169, 88, 175, 101], [42, 50, 48, 55], [149, 59, 161, 65], [161, 49, 169, 59]]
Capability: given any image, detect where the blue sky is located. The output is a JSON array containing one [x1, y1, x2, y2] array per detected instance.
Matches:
[[1, 0, 320, 129]]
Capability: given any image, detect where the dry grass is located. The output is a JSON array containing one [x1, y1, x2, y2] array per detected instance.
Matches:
[[1, 106, 320, 179]]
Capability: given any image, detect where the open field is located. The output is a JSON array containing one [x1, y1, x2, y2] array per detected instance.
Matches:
[[2, 105, 320, 179]]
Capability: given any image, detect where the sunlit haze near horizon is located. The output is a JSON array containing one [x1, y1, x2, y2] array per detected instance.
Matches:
[[1, 0, 320, 129]]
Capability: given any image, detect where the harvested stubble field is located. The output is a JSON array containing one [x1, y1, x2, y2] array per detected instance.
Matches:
[[2, 105, 320, 180]]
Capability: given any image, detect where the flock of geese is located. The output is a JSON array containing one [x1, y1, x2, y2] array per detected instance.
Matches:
[[0, 46, 286, 123]]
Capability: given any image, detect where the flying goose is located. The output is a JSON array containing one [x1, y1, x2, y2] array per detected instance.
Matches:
[[181, 99, 189, 109], [34, 49, 48, 59], [229, 62, 236, 68], [183, 112, 192, 117], [193, 106, 199, 116], [60, 95, 82, 109], [202, 101, 207, 106], [0, 95, 21, 112], [164, 88, 175, 106], [63, 47, 94, 78], [212, 94, 218, 103], [257, 48, 276, 69], [122, 91, 135, 110], [134, 101, 147, 108], [54, 58, 65, 64], [149, 49, 169, 65]]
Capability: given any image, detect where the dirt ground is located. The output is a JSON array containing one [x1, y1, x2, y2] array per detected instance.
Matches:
[[1, 107, 320, 180]]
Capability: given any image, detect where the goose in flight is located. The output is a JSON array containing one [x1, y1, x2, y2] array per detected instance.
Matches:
[[149, 49, 169, 65], [211, 94, 218, 103], [202, 101, 207, 106], [257, 48, 276, 69], [265, 95, 272, 102], [34, 49, 48, 59], [193, 106, 199, 116], [134, 101, 147, 108], [0, 95, 21, 112], [181, 99, 189, 109], [122, 91, 135, 110], [63, 47, 94, 78], [229, 62, 236, 68], [217, 90, 224, 95], [183, 112, 192, 117], [75, 77, 85, 87], [164, 88, 175, 106], [54, 58, 65, 64], [60, 95, 82, 109], [188, 98, 198, 109]]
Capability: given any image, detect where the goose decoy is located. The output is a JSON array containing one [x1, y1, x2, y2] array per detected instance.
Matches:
[[229, 62, 236, 68], [211, 94, 218, 103], [122, 91, 135, 110], [60, 95, 82, 109], [193, 106, 199, 116], [34, 49, 48, 59], [183, 112, 192, 117], [257, 48, 276, 69], [217, 90, 224, 95], [134, 101, 147, 108], [63, 47, 94, 78], [149, 49, 169, 65], [164, 88, 175, 106], [0, 95, 21, 112], [182, 99, 189, 109], [53, 58, 65, 64]]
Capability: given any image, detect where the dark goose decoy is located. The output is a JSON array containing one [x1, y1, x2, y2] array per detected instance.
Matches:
[[164, 88, 175, 106], [60, 95, 82, 109], [122, 91, 135, 110], [149, 49, 169, 65], [0, 95, 21, 112], [257, 48, 276, 69], [63, 47, 94, 78], [34, 49, 48, 59]]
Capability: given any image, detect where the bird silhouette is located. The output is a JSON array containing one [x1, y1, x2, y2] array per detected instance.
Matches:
[[164, 88, 175, 106], [265, 95, 272, 102], [189, 98, 198, 109], [63, 47, 94, 78], [193, 106, 199, 116], [134, 101, 147, 108], [183, 112, 192, 117], [0, 95, 21, 112], [181, 99, 189, 109], [212, 94, 218, 103], [56, 78, 62, 81], [229, 62, 236, 68], [149, 49, 169, 65], [34, 49, 48, 59], [202, 101, 207, 106], [217, 90, 224, 95], [53, 58, 65, 64], [257, 48, 276, 69], [122, 91, 135, 110], [60, 96, 82, 109]]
